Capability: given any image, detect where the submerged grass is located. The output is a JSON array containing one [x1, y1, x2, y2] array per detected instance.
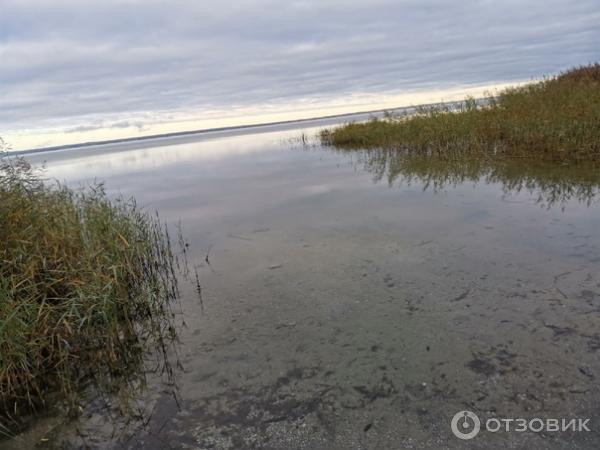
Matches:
[[321, 64, 600, 162], [0, 154, 180, 431]]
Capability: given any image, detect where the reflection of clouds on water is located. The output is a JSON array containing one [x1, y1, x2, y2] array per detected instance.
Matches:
[[26, 126, 375, 226], [26, 123, 600, 234], [28, 129, 299, 181]]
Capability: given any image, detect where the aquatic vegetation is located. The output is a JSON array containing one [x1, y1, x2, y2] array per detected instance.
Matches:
[[321, 64, 600, 163], [0, 154, 180, 431]]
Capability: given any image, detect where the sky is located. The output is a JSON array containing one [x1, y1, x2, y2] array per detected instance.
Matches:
[[1, 0, 599, 151]]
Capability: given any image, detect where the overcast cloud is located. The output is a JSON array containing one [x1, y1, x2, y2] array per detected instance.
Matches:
[[0, 0, 599, 148]]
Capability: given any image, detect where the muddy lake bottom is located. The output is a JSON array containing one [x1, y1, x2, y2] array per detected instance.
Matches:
[[5, 122, 600, 449]]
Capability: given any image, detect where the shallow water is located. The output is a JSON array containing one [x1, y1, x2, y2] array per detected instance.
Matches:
[[7, 122, 600, 449]]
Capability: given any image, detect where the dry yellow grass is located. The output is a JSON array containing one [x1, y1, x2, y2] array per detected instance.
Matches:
[[0, 156, 180, 432], [321, 64, 600, 163]]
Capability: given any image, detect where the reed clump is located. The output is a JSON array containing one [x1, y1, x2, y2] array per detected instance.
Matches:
[[0, 154, 179, 427], [321, 64, 600, 162]]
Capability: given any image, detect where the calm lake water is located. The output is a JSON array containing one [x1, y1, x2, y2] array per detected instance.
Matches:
[[9, 120, 600, 449]]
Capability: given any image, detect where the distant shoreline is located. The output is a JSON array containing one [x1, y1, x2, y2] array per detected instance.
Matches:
[[11, 99, 471, 156]]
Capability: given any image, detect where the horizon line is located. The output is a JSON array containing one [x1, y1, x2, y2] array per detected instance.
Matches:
[[10, 98, 480, 156]]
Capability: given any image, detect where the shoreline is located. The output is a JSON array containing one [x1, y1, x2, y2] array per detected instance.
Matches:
[[9, 99, 473, 156]]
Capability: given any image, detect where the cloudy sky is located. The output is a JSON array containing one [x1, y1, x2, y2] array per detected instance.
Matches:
[[1, 0, 598, 150]]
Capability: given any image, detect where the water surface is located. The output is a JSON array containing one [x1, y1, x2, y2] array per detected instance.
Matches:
[[11, 122, 600, 449]]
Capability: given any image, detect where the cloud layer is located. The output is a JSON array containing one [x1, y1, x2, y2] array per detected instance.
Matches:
[[1, 0, 599, 148]]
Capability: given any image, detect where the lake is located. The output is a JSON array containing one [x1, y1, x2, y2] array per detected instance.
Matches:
[[11, 119, 600, 449]]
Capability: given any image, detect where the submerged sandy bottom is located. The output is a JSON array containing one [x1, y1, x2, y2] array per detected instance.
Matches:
[[8, 125, 600, 449]]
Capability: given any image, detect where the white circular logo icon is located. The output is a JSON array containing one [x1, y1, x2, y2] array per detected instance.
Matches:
[[451, 410, 481, 440]]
